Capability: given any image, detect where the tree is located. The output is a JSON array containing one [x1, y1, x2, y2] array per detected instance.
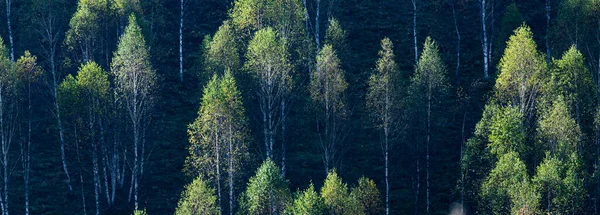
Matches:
[[320, 170, 364, 215], [545, 46, 595, 125], [187, 71, 249, 215], [203, 21, 240, 77], [229, 0, 305, 43], [350, 177, 383, 215], [286, 183, 326, 215], [175, 177, 220, 215], [495, 25, 546, 118], [366, 37, 398, 215], [14, 51, 42, 215], [480, 152, 539, 215], [0, 37, 18, 215], [408, 36, 449, 215], [534, 97, 585, 215], [77, 62, 110, 215], [33, 0, 74, 193], [245, 27, 292, 160], [310, 44, 348, 174], [111, 14, 156, 210], [65, 0, 110, 63], [487, 106, 526, 157], [239, 159, 291, 215]]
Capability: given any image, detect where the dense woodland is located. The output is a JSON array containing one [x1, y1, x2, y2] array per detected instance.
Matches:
[[0, 0, 598, 214]]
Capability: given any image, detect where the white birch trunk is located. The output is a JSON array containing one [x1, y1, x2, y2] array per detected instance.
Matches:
[[281, 99, 286, 177], [426, 86, 431, 215], [4, 0, 13, 61], [316, 0, 321, 51], [179, 0, 184, 82], [384, 82, 390, 215], [413, 0, 418, 64], [481, 0, 489, 79], [452, 0, 460, 83]]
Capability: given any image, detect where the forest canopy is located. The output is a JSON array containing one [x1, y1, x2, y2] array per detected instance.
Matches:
[[0, 0, 598, 214]]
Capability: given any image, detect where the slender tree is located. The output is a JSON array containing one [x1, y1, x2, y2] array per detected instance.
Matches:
[[111, 14, 156, 210], [187, 72, 249, 215], [408, 37, 449, 215], [15, 52, 42, 215], [245, 27, 292, 160], [366, 38, 398, 215], [310, 44, 347, 174]]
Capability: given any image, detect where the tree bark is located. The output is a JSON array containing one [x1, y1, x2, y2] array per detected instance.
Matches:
[[4, 0, 13, 61], [179, 0, 184, 82], [413, 0, 418, 64], [481, 0, 489, 80], [452, 0, 460, 84]]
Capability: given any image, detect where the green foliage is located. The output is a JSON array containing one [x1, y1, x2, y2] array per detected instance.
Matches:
[[229, 0, 305, 41], [366, 37, 399, 130], [175, 177, 220, 215], [320, 171, 364, 215], [186, 71, 249, 179], [350, 177, 383, 215], [111, 14, 156, 111], [239, 159, 291, 215], [544, 46, 595, 123], [488, 105, 526, 157], [325, 18, 347, 55], [481, 151, 539, 215], [204, 21, 241, 76], [132, 209, 147, 215], [311, 44, 347, 113], [495, 25, 546, 116], [410, 36, 448, 99], [245, 27, 292, 90], [286, 183, 326, 215], [537, 97, 581, 158], [65, 0, 110, 62]]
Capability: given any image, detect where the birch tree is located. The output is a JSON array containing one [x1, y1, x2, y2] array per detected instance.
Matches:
[[65, 0, 109, 63], [366, 38, 398, 215], [15, 52, 42, 215], [0, 37, 17, 215], [495, 25, 546, 119], [245, 27, 292, 160], [187, 72, 249, 215], [203, 21, 240, 77], [77, 62, 109, 215], [238, 159, 291, 215], [111, 14, 156, 210], [175, 177, 220, 215], [408, 37, 449, 215], [33, 0, 73, 192], [310, 44, 347, 175]]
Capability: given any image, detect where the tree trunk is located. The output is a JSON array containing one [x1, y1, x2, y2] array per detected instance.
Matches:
[[413, 0, 418, 64], [384, 79, 390, 215], [4, 0, 13, 61], [481, 0, 489, 80], [281, 99, 286, 177], [179, 0, 184, 82], [426, 88, 431, 215], [452, 0, 460, 84], [316, 0, 321, 51]]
